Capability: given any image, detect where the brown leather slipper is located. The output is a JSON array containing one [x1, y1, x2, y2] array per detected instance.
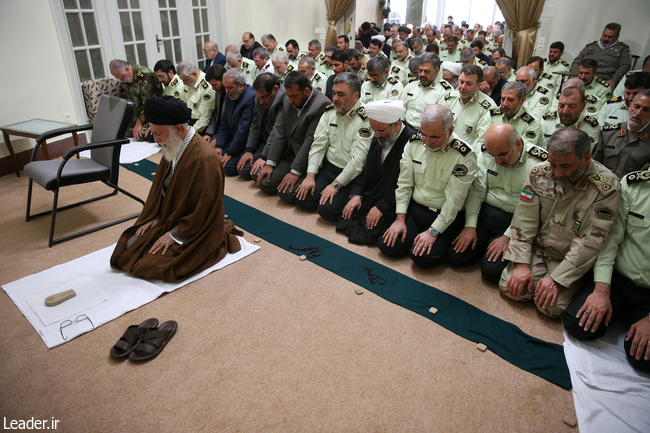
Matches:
[[110, 318, 159, 358], [129, 321, 178, 362]]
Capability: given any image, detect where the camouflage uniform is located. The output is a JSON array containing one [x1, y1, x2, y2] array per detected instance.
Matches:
[[499, 159, 621, 317], [118, 64, 163, 136]]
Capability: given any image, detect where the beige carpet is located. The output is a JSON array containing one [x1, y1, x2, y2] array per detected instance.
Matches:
[[0, 155, 578, 432]]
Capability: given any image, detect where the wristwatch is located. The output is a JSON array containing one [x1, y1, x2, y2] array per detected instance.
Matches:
[[333, 181, 341, 190], [428, 227, 439, 237]]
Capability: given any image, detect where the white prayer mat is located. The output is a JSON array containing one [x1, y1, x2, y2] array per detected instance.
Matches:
[[564, 325, 650, 433], [79, 138, 160, 164], [3, 237, 259, 349]]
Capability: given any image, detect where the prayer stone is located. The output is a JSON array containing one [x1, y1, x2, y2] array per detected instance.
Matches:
[[476, 343, 488, 352], [429, 307, 438, 314], [299, 255, 307, 261], [355, 288, 364, 295]]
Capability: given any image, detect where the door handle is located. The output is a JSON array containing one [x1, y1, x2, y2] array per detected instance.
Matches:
[[155, 34, 162, 53]]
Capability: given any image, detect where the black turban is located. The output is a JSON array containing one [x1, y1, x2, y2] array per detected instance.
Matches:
[[144, 95, 192, 125], [398, 26, 411, 35]]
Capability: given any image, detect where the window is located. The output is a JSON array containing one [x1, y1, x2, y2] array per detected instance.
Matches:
[[62, 0, 105, 81], [192, 0, 211, 70], [158, 0, 183, 64], [117, 0, 148, 66]]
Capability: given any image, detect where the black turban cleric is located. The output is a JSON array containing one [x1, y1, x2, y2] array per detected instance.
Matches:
[[144, 95, 192, 125]]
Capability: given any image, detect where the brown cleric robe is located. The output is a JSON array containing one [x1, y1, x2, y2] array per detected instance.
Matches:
[[111, 134, 242, 282]]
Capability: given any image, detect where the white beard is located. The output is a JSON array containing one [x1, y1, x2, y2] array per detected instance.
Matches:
[[160, 130, 183, 162]]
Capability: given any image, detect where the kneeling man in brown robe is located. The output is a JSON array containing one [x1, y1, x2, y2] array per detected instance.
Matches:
[[111, 95, 242, 282]]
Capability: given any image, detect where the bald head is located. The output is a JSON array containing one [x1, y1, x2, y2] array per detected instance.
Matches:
[[484, 124, 523, 168], [562, 77, 585, 92]]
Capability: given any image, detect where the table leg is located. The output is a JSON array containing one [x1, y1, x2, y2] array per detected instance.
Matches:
[[2, 131, 21, 177], [42, 140, 50, 160], [73, 132, 80, 159]]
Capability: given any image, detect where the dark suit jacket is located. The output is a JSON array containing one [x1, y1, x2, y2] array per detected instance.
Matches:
[[216, 85, 256, 157], [204, 52, 226, 73], [490, 77, 507, 105], [478, 52, 493, 66], [204, 92, 226, 138], [266, 89, 331, 175], [245, 85, 285, 155], [325, 72, 364, 100], [349, 123, 414, 217], [241, 41, 263, 60]]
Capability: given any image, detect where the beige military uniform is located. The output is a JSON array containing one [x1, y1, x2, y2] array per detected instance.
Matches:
[[179, 71, 215, 133], [442, 89, 496, 147], [613, 69, 641, 99], [240, 57, 257, 85], [396, 133, 478, 234], [593, 122, 650, 179], [523, 85, 554, 120], [360, 76, 403, 104], [475, 106, 541, 150], [583, 77, 613, 115], [466, 143, 548, 229], [307, 100, 373, 186], [500, 159, 621, 317], [571, 40, 632, 85], [538, 111, 600, 150], [594, 170, 650, 288], [401, 79, 453, 128], [439, 48, 460, 63], [598, 97, 629, 126], [163, 75, 185, 98], [310, 71, 327, 92]]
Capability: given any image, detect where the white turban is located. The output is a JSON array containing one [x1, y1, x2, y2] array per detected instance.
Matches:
[[365, 100, 405, 124], [441, 61, 461, 76], [373, 35, 386, 43]]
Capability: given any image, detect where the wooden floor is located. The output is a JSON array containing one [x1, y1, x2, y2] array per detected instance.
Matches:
[[0, 155, 578, 432]]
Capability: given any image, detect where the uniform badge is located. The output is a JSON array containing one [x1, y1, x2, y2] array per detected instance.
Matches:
[[203, 94, 211, 100], [200, 80, 208, 90], [619, 129, 625, 137], [174, 91, 180, 97], [466, 126, 473, 134], [525, 131, 536, 139], [487, 169, 498, 176], [572, 221, 582, 233], [629, 211, 644, 219], [602, 183, 612, 191], [641, 133, 649, 141], [391, 89, 399, 96], [578, 178, 589, 188], [587, 106, 597, 113], [540, 97, 549, 105], [358, 128, 371, 138], [519, 188, 533, 202], [452, 164, 468, 176], [596, 208, 614, 220]]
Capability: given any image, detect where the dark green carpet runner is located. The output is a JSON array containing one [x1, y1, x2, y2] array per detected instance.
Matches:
[[122, 159, 572, 390]]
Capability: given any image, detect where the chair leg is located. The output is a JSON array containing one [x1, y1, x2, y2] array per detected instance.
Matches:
[[49, 188, 60, 248], [26, 178, 34, 222]]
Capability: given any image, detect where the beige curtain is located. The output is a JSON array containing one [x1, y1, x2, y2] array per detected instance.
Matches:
[[325, 0, 355, 47], [495, 0, 546, 68]]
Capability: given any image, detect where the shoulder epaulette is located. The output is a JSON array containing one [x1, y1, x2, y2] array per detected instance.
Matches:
[[387, 77, 398, 85], [585, 95, 598, 103], [391, 66, 400, 73], [287, 65, 294, 72], [528, 146, 548, 161], [596, 77, 610, 87], [441, 47, 448, 52], [440, 81, 451, 90], [406, 55, 413, 61], [586, 41, 598, 46], [363, 49, 369, 55], [410, 132, 422, 142], [536, 86, 549, 94], [242, 62, 248, 69], [314, 74, 321, 82], [602, 122, 620, 131], [589, 172, 615, 192], [542, 73, 552, 80], [478, 59, 487, 66], [480, 100, 492, 110], [409, 76, 418, 83], [356, 106, 368, 120], [200, 79, 208, 90], [542, 111, 557, 120], [325, 103, 335, 111], [561, 60, 569, 67], [481, 143, 487, 152], [277, 46, 285, 51], [584, 115, 599, 127], [619, 41, 629, 47], [520, 112, 535, 125], [626, 170, 650, 183], [607, 96, 622, 104], [531, 161, 552, 176], [490, 107, 502, 116], [444, 92, 452, 101], [169, 79, 177, 87], [450, 139, 471, 156]]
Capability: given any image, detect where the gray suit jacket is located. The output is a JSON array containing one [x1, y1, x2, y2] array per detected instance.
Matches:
[[246, 84, 285, 155], [266, 88, 331, 175]]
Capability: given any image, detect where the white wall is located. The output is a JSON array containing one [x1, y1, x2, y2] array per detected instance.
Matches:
[[0, 0, 78, 158], [223, 0, 329, 55], [534, 0, 650, 65], [355, 0, 377, 30]]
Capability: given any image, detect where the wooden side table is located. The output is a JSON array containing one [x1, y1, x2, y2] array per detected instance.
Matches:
[[1, 119, 79, 177]]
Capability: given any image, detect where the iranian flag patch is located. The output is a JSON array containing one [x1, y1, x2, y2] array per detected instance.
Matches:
[[520, 188, 533, 202]]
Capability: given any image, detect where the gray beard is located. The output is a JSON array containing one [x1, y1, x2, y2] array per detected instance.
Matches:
[[378, 128, 399, 147], [161, 131, 183, 162]]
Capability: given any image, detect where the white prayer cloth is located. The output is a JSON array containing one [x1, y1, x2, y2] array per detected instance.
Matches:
[[3, 237, 259, 349], [563, 324, 650, 433]]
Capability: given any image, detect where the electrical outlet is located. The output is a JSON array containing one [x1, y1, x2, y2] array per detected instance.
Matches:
[[538, 37, 545, 44], [320, 34, 325, 39], [315, 28, 319, 33], [63, 113, 71, 122], [320, 28, 326, 34], [536, 45, 544, 53]]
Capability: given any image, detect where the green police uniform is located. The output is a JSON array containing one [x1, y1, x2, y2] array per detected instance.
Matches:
[[442, 89, 496, 146], [583, 77, 613, 115], [310, 71, 327, 92], [389, 64, 410, 85], [179, 71, 215, 133], [288, 52, 307, 70], [523, 85, 553, 120], [539, 111, 600, 150], [536, 73, 558, 96], [467, 57, 488, 69], [307, 100, 373, 187], [401, 80, 452, 129], [598, 97, 629, 126], [118, 64, 163, 131], [466, 143, 548, 229], [162, 75, 185, 98], [360, 76, 403, 104], [500, 68, 517, 83], [499, 159, 621, 317], [613, 69, 642, 99], [314, 52, 326, 69], [593, 122, 650, 179], [395, 133, 478, 233], [319, 63, 334, 78], [544, 58, 570, 77], [475, 106, 541, 151], [270, 45, 285, 56], [240, 57, 257, 85], [594, 170, 650, 289], [439, 48, 460, 63]]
